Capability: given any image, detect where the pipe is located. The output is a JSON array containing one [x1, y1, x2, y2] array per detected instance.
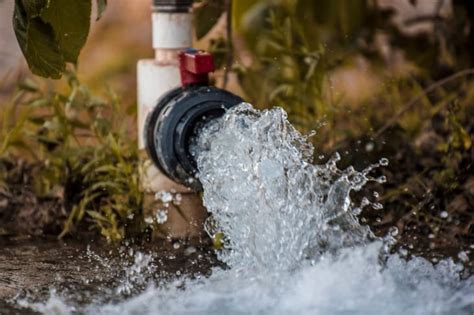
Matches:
[[145, 50, 243, 191], [137, 3, 193, 151], [137, 0, 199, 239], [137, 1, 243, 240], [151, 3, 192, 54], [153, 0, 193, 13]]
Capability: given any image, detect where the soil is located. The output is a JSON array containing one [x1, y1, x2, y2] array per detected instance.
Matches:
[[0, 236, 221, 314], [0, 160, 66, 237]]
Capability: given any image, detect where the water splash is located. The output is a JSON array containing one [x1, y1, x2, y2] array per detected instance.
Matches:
[[116, 251, 156, 295], [193, 103, 384, 271], [16, 289, 75, 315], [16, 104, 474, 314]]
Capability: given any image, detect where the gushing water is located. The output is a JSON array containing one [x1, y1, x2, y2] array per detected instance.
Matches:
[[193, 103, 385, 271], [17, 104, 474, 314]]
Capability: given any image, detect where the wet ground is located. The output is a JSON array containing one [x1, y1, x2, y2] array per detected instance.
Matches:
[[0, 237, 220, 314]]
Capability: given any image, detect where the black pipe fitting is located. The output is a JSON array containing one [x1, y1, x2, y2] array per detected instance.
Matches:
[[153, 0, 193, 13], [145, 85, 243, 191]]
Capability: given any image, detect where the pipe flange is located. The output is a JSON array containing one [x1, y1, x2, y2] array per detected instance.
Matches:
[[145, 85, 243, 191]]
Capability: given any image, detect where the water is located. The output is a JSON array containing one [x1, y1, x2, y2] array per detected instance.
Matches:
[[15, 104, 474, 314], [193, 103, 385, 271]]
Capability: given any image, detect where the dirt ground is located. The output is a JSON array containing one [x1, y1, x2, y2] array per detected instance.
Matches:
[[0, 236, 220, 314]]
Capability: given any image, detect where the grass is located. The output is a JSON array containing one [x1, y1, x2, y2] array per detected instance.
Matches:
[[0, 72, 145, 242]]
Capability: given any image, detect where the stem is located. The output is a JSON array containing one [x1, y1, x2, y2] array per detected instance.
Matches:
[[223, 0, 233, 89], [373, 68, 474, 138]]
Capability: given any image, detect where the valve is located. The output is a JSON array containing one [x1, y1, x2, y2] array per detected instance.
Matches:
[[144, 49, 243, 191], [179, 49, 215, 86]]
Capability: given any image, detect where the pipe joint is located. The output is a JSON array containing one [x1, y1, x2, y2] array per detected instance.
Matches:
[[152, 11, 192, 49], [153, 0, 193, 13], [144, 49, 243, 190]]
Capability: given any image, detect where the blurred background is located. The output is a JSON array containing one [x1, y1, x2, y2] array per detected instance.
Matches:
[[1, 0, 152, 103], [0, 0, 473, 263], [0, 0, 468, 106]]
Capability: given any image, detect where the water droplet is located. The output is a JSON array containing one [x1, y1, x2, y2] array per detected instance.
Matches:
[[144, 217, 153, 225], [184, 246, 197, 256], [372, 202, 383, 210], [439, 211, 448, 219], [173, 193, 182, 205], [361, 197, 370, 208], [155, 191, 173, 203], [307, 130, 316, 138], [156, 209, 168, 224], [458, 251, 469, 263], [389, 226, 399, 237], [365, 142, 374, 152], [379, 158, 389, 166]]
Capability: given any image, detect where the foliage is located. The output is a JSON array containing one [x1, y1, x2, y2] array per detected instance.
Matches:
[[197, 0, 474, 123], [12, 0, 106, 79], [234, 3, 328, 132], [0, 73, 144, 242], [193, 0, 226, 40], [338, 78, 474, 260]]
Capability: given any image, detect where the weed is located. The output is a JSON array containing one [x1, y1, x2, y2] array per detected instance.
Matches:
[[0, 73, 144, 241]]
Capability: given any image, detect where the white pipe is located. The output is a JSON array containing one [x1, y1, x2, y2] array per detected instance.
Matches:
[[137, 61, 179, 150], [138, 9, 193, 193], [152, 12, 192, 49], [137, 4, 207, 239], [137, 11, 192, 151]]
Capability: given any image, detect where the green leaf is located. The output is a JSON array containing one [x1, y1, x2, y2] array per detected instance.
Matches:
[[21, 0, 49, 17], [87, 210, 109, 223], [40, 0, 92, 63], [13, 0, 65, 79], [18, 79, 39, 92], [296, 0, 368, 39], [13, 0, 92, 78], [193, 0, 225, 39], [231, 0, 257, 30], [96, 0, 107, 21]]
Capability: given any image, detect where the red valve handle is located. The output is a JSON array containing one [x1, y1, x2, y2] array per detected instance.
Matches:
[[178, 49, 215, 87]]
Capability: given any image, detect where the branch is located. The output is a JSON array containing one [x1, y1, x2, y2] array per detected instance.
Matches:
[[223, 0, 233, 89], [373, 68, 474, 138]]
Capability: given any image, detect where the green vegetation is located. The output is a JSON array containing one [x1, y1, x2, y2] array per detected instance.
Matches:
[[13, 0, 106, 79], [0, 73, 143, 241]]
